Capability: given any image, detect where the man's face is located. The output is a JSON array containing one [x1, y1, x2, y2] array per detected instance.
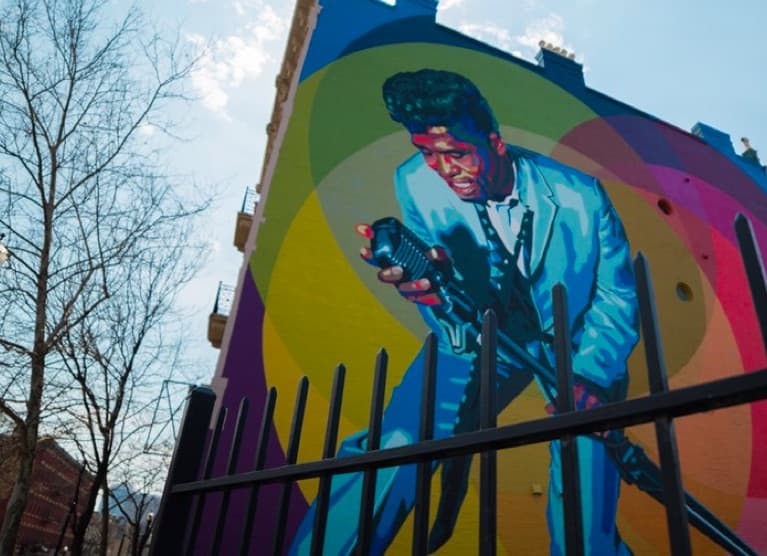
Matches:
[[411, 125, 510, 202]]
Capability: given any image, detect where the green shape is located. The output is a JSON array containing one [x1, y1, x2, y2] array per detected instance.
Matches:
[[249, 68, 327, 295]]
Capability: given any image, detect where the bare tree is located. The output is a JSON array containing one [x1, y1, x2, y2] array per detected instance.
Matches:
[[108, 454, 167, 556], [0, 0, 205, 552], [55, 229, 202, 555]]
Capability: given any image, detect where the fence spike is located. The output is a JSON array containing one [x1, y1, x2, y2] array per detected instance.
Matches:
[[634, 253, 692, 556], [357, 349, 388, 555], [211, 398, 250, 555], [553, 283, 584, 556], [185, 406, 228, 554], [311, 365, 346, 556], [735, 214, 767, 354], [239, 387, 277, 556], [413, 334, 438, 555], [479, 310, 497, 556], [271, 376, 310, 555]]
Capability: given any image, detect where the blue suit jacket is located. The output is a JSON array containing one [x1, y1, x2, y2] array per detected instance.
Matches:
[[394, 145, 639, 390]]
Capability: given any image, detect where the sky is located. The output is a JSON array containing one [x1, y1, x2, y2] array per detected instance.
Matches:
[[131, 0, 767, 382]]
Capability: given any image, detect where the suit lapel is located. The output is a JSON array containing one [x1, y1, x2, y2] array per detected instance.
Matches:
[[516, 154, 558, 277]]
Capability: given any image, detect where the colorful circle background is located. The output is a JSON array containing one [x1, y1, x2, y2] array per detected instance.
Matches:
[[249, 43, 767, 553]]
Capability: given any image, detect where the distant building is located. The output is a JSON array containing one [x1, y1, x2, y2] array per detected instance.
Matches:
[[0, 435, 93, 554]]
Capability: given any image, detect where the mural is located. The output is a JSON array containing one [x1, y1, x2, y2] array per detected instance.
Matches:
[[206, 1, 767, 554], [289, 68, 638, 555]]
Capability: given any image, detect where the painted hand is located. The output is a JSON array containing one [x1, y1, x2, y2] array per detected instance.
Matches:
[[355, 223, 448, 306]]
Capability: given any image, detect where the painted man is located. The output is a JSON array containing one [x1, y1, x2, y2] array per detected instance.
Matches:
[[289, 69, 639, 555]]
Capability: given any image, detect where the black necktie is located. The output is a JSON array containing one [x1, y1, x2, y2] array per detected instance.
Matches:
[[474, 203, 540, 344]]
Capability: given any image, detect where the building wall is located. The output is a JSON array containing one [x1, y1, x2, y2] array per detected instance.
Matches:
[[0, 437, 94, 552], [208, 1, 767, 553]]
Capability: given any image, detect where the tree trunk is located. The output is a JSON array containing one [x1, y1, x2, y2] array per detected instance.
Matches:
[[0, 138, 53, 550], [138, 515, 153, 556], [132, 499, 152, 556], [99, 481, 109, 556], [0, 351, 46, 554], [70, 466, 105, 555], [0, 429, 34, 555], [131, 521, 141, 556]]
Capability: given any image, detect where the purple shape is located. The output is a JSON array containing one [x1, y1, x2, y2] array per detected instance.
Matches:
[[195, 268, 309, 554]]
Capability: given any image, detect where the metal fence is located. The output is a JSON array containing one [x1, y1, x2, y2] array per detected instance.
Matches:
[[150, 215, 767, 556]]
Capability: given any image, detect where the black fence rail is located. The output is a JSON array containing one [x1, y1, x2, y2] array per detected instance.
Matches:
[[150, 214, 767, 556]]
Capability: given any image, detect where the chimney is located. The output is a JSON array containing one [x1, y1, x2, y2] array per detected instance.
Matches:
[[535, 40, 585, 90]]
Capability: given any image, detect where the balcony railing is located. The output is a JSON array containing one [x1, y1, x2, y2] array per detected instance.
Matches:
[[234, 188, 260, 252], [207, 282, 235, 348]]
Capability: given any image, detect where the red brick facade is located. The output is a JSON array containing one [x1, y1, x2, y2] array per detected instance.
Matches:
[[0, 436, 93, 552]]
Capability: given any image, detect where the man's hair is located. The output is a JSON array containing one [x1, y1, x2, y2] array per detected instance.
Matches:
[[382, 69, 498, 135]]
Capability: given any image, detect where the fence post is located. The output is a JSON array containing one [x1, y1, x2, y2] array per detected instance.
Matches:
[[735, 214, 767, 350], [185, 406, 228, 554], [271, 377, 310, 555], [357, 349, 388, 556], [634, 254, 692, 555], [552, 284, 584, 556], [211, 398, 251, 555], [412, 335, 437, 556], [311, 365, 346, 556], [149, 386, 216, 556], [240, 387, 278, 556], [479, 310, 497, 556]]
